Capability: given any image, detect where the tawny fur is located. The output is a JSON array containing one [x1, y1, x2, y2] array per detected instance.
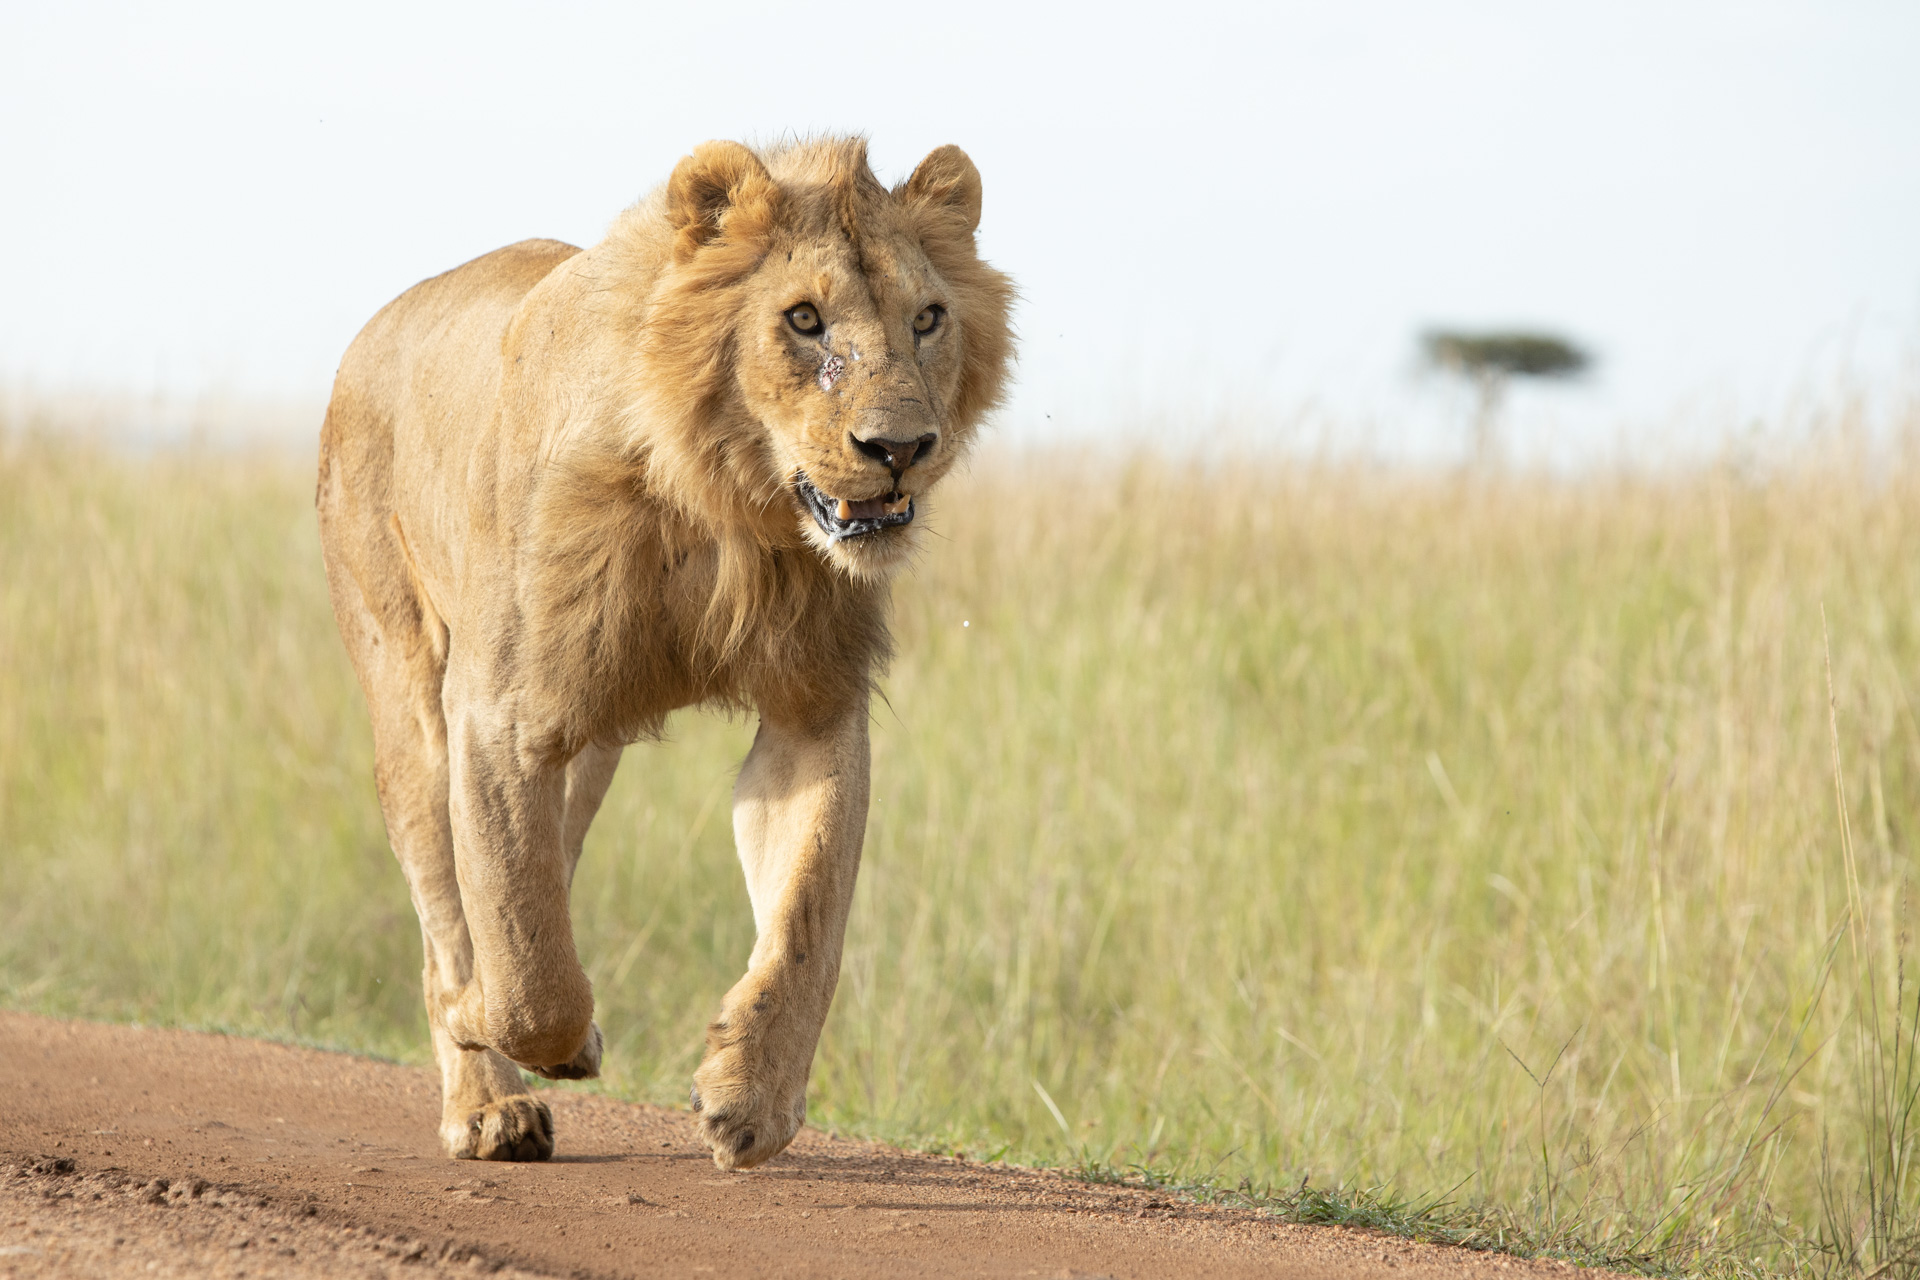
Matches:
[[315, 137, 1014, 1170]]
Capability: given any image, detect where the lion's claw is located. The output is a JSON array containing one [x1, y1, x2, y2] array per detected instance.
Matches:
[[689, 1066, 806, 1171], [450, 1096, 554, 1162], [695, 1102, 790, 1170]]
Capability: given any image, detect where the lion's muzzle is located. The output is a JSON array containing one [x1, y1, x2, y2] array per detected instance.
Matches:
[[793, 473, 915, 541]]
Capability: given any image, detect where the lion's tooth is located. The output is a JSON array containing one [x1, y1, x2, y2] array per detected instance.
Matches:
[[836, 498, 852, 521], [886, 495, 911, 515]]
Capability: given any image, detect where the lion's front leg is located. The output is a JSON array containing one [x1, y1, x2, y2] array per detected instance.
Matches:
[[439, 682, 601, 1082], [426, 739, 621, 1161], [693, 702, 869, 1170]]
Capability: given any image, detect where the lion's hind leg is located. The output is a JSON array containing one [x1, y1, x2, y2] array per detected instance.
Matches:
[[430, 1008, 555, 1160]]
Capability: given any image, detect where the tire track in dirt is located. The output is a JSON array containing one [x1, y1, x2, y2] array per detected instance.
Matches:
[[0, 1013, 1599, 1278]]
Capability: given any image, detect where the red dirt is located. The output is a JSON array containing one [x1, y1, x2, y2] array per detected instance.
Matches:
[[0, 1012, 1598, 1278]]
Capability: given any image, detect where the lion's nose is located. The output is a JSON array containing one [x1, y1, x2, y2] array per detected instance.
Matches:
[[850, 432, 937, 477]]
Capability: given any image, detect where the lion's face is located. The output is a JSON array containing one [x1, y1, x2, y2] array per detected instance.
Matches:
[[639, 140, 1015, 582], [738, 225, 973, 577]]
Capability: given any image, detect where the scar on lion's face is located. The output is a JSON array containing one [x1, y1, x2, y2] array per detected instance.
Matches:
[[817, 353, 846, 392]]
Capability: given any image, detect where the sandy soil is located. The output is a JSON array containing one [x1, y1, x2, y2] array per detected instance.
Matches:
[[0, 1012, 1599, 1278]]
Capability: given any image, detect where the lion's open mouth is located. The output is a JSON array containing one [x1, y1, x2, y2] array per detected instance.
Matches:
[[794, 473, 914, 541]]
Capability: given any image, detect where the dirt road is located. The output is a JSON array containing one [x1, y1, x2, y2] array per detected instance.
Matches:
[[0, 1013, 1591, 1278]]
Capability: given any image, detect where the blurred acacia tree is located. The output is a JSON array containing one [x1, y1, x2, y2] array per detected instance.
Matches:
[[1423, 330, 1591, 466]]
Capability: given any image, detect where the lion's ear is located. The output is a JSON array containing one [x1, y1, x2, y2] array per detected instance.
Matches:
[[901, 145, 983, 234], [667, 141, 781, 263]]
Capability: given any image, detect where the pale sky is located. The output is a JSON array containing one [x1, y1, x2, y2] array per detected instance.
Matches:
[[4, 0, 1916, 462]]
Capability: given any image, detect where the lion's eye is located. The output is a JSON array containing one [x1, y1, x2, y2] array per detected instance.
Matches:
[[786, 305, 823, 336], [913, 305, 943, 335]]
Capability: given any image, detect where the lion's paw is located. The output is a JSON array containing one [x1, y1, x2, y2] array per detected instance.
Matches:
[[530, 1020, 602, 1082], [446, 1095, 554, 1162], [688, 1070, 806, 1171]]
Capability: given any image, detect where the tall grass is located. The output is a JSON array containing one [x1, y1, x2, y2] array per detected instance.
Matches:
[[6, 411, 1920, 1273]]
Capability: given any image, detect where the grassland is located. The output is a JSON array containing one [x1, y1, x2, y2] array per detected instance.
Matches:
[[7, 413, 1920, 1275]]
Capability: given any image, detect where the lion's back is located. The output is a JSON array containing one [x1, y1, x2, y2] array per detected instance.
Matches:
[[321, 238, 581, 499], [317, 239, 581, 644]]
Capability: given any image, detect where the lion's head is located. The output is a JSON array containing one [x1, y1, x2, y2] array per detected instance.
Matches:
[[613, 137, 1016, 581]]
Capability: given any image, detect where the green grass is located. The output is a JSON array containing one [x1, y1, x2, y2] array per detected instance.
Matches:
[[8, 415, 1920, 1275]]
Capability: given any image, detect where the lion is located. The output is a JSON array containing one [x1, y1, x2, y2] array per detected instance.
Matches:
[[315, 137, 1014, 1169]]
